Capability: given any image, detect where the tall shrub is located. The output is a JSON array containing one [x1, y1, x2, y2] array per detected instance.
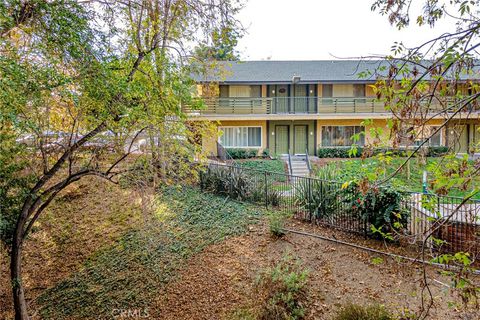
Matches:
[[344, 183, 409, 239], [200, 165, 281, 206]]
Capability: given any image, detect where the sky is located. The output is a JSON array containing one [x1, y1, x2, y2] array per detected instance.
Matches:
[[236, 0, 456, 60]]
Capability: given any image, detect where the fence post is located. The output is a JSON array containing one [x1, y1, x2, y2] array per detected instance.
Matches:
[[229, 165, 233, 198], [264, 171, 268, 209], [308, 178, 313, 222], [320, 180, 324, 219], [363, 192, 371, 239]]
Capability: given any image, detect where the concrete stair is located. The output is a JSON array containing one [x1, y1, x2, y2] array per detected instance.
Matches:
[[281, 155, 310, 177]]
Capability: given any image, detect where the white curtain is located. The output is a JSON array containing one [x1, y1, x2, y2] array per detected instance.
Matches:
[[220, 127, 261, 147]]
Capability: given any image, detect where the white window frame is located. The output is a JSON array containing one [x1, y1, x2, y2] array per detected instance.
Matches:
[[218, 126, 263, 148]]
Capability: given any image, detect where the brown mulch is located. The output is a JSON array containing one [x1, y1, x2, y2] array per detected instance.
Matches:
[[151, 220, 480, 320], [152, 224, 272, 320]]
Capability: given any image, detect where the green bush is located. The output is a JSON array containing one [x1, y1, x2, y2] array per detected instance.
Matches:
[[334, 303, 393, 320], [314, 163, 340, 181], [371, 146, 449, 158], [226, 148, 258, 159], [200, 165, 251, 200], [249, 181, 282, 207], [256, 254, 309, 320], [427, 146, 448, 157], [294, 178, 339, 219], [267, 211, 291, 237], [317, 146, 448, 158], [343, 183, 409, 239], [0, 134, 32, 247], [317, 147, 363, 158], [201, 165, 281, 206]]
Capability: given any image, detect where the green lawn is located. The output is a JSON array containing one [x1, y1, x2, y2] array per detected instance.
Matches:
[[238, 159, 287, 182], [314, 157, 480, 198], [238, 159, 285, 173], [37, 187, 263, 319], [271, 184, 292, 192]]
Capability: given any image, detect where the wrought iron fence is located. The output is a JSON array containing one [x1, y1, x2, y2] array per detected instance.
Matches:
[[199, 162, 480, 258]]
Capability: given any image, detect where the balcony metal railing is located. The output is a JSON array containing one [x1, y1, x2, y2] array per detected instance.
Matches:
[[183, 96, 471, 115], [186, 97, 272, 115]]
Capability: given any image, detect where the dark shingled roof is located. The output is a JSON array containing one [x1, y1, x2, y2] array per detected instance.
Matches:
[[193, 60, 480, 84]]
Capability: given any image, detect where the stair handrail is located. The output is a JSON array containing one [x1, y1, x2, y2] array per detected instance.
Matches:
[[287, 149, 293, 176], [305, 149, 312, 176]]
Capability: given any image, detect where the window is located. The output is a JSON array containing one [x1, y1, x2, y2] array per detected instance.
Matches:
[[321, 126, 365, 146], [332, 84, 353, 97], [322, 84, 333, 97], [353, 84, 366, 97], [226, 85, 261, 97], [429, 126, 442, 146], [401, 126, 443, 147], [219, 85, 229, 98], [219, 127, 261, 148]]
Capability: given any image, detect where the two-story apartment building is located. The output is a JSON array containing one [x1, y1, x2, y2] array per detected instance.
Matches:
[[188, 60, 480, 156]]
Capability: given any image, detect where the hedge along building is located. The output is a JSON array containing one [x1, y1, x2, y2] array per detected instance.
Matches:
[[187, 60, 480, 156]]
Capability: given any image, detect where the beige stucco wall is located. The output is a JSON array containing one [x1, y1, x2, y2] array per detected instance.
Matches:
[[203, 117, 449, 156], [261, 85, 267, 97], [202, 120, 268, 156], [317, 84, 322, 97]]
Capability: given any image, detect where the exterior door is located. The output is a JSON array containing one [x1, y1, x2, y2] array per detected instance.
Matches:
[[293, 85, 307, 113], [275, 125, 289, 154], [448, 125, 468, 153], [294, 125, 308, 154], [274, 85, 289, 113]]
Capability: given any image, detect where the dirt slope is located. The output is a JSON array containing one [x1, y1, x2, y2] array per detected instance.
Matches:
[[153, 222, 479, 320], [1, 181, 478, 320]]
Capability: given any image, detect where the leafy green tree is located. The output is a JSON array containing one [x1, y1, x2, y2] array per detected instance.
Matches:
[[194, 26, 243, 61], [0, 1, 242, 319]]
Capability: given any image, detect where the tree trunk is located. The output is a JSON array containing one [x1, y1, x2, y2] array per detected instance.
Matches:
[[11, 243, 29, 320], [11, 204, 31, 320]]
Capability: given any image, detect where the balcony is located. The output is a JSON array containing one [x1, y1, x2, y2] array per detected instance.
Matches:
[[184, 97, 472, 116], [183, 97, 382, 115]]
